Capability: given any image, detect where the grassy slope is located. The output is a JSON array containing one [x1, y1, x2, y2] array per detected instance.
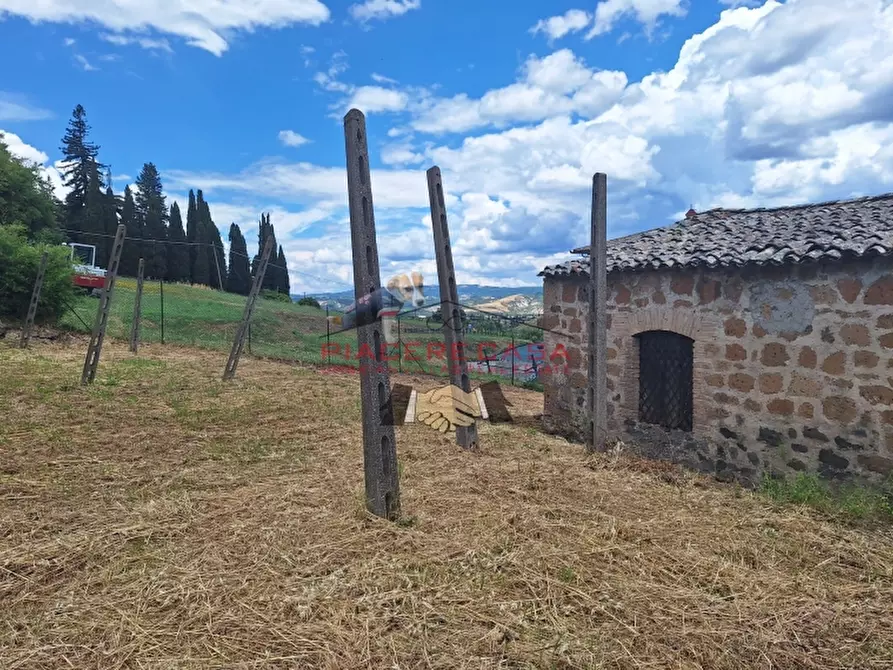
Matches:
[[1, 339, 892, 669], [58, 280, 535, 381]]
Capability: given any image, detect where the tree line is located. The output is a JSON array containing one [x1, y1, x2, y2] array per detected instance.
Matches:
[[57, 105, 291, 296]]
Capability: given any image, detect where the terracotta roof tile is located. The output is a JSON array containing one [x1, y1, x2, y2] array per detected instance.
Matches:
[[540, 193, 893, 277]]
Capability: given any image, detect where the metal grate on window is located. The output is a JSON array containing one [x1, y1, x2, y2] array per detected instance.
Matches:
[[636, 330, 694, 432]]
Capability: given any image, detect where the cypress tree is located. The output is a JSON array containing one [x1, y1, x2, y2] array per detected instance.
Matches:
[[185, 189, 198, 282], [226, 223, 251, 295], [118, 185, 141, 276], [277, 245, 290, 296], [251, 213, 279, 292], [196, 190, 225, 289], [135, 162, 168, 279], [59, 104, 104, 243], [192, 190, 211, 286], [166, 202, 190, 283]]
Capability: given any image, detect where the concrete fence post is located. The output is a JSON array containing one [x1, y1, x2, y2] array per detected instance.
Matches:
[[20, 250, 49, 349], [426, 166, 478, 450], [344, 108, 400, 521], [129, 258, 144, 353], [588, 173, 608, 452]]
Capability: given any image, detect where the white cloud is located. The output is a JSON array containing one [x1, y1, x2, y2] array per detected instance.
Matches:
[[587, 0, 688, 39], [74, 54, 98, 71], [530, 9, 591, 41], [63, 37, 75, 46], [349, 0, 421, 23], [278, 130, 311, 147], [0, 130, 67, 201], [9, 0, 888, 291], [101, 33, 173, 52], [0, 93, 52, 122], [0, 0, 331, 56], [346, 86, 408, 114], [411, 50, 627, 133]]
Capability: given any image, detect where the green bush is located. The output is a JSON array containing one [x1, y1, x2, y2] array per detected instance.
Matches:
[[0, 224, 75, 323], [296, 296, 321, 308], [261, 289, 292, 303]]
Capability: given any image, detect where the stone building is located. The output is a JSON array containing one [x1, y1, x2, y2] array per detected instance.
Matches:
[[538, 194, 893, 485]]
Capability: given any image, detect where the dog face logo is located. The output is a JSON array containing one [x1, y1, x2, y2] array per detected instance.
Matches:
[[387, 271, 425, 308]]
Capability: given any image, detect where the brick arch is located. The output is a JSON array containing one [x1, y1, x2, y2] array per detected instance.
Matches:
[[626, 307, 703, 340]]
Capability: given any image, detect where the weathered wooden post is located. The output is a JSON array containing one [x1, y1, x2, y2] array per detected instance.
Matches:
[[81, 224, 126, 385], [588, 173, 608, 452], [223, 235, 273, 381], [129, 258, 144, 353], [344, 108, 400, 520], [426, 166, 478, 450], [20, 250, 49, 349]]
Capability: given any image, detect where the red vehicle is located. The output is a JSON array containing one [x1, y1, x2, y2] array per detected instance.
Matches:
[[66, 242, 107, 295]]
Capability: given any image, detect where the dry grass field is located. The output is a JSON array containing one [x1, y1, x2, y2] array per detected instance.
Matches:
[[2, 337, 893, 669]]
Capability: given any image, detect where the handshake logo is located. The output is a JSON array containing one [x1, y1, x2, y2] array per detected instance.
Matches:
[[385, 381, 513, 433]]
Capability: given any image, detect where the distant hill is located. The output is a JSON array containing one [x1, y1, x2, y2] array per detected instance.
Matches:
[[296, 284, 544, 316]]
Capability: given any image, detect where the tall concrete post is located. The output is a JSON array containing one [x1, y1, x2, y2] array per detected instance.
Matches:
[[20, 250, 49, 349], [588, 173, 608, 452], [129, 258, 145, 353], [426, 166, 478, 450], [344, 108, 400, 521], [82, 224, 126, 385], [223, 234, 273, 381]]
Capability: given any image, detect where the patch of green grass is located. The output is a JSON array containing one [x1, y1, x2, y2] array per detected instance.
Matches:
[[758, 473, 893, 524], [56, 280, 541, 387]]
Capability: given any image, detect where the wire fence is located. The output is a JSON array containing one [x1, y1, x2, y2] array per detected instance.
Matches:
[[5, 242, 552, 389]]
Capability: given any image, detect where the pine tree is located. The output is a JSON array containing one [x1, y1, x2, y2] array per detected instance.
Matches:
[[226, 223, 251, 295], [166, 202, 190, 283], [277, 245, 290, 296], [135, 162, 168, 279], [81, 161, 108, 267], [118, 185, 141, 276], [100, 167, 120, 268], [59, 105, 104, 243], [185, 189, 199, 282]]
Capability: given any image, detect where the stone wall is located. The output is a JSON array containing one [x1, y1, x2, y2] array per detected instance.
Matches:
[[542, 256, 893, 485]]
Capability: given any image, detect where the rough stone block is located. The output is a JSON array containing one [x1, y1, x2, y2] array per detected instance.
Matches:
[[859, 385, 893, 406], [761, 342, 789, 366], [728, 373, 755, 392], [798, 402, 815, 419], [837, 278, 862, 303], [798, 346, 817, 368], [759, 373, 783, 394], [724, 317, 746, 338], [671, 275, 694, 296], [767, 398, 795, 416], [840, 324, 870, 346], [726, 343, 746, 361], [864, 275, 893, 305], [821, 351, 846, 375], [822, 396, 858, 423], [788, 372, 822, 397], [855, 350, 879, 368]]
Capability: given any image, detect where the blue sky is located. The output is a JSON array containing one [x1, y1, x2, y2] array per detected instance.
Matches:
[[2, 0, 892, 292]]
